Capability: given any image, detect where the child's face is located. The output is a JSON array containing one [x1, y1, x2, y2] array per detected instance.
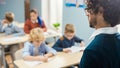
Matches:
[[65, 32, 75, 40], [33, 41, 42, 47], [30, 12, 38, 21]]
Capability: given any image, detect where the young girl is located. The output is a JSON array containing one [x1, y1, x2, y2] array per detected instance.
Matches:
[[53, 24, 85, 53], [23, 28, 56, 62]]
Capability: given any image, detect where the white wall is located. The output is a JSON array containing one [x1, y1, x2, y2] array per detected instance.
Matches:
[[30, 0, 41, 15]]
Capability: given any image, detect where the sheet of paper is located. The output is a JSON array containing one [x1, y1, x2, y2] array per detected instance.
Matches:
[[68, 46, 86, 53], [24, 58, 52, 67], [24, 61, 43, 67]]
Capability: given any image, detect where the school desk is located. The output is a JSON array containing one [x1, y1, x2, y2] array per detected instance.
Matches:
[[0, 29, 61, 68], [14, 52, 83, 68]]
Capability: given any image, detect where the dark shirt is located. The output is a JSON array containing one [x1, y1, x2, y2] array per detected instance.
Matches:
[[52, 35, 83, 51], [79, 34, 120, 68]]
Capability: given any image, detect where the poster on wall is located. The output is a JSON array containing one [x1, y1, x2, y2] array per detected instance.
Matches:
[[65, 0, 86, 8]]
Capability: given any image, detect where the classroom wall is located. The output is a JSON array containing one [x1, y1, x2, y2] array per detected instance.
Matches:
[[62, 0, 94, 44], [0, 0, 25, 22], [30, 0, 41, 15]]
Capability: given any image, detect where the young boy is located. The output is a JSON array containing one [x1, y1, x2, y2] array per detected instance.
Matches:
[[23, 28, 56, 62], [52, 24, 85, 53], [0, 12, 25, 67], [0, 12, 24, 36], [24, 9, 47, 34], [0, 12, 24, 53]]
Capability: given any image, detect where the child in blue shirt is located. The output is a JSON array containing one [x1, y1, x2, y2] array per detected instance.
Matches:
[[52, 24, 85, 53], [0, 12, 25, 61], [0, 12, 24, 36], [23, 28, 56, 62]]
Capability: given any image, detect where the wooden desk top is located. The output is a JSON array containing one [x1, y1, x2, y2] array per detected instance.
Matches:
[[0, 29, 61, 45], [14, 52, 83, 68], [0, 35, 29, 45]]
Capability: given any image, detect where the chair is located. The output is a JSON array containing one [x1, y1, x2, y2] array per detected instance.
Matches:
[[14, 48, 23, 60], [47, 42, 55, 47]]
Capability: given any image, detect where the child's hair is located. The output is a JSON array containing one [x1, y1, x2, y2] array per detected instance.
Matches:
[[29, 28, 45, 42], [30, 9, 38, 14], [5, 12, 14, 23], [64, 24, 75, 33]]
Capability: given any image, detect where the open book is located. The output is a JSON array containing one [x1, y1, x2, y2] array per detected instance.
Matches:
[[68, 46, 86, 53], [68, 43, 86, 53]]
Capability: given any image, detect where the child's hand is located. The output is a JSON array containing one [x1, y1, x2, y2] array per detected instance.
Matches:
[[80, 41, 85, 47], [1, 19, 8, 25], [38, 56, 48, 62], [63, 48, 71, 53], [44, 53, 54, 58]]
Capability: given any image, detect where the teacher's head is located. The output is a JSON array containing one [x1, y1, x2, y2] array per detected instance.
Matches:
[[84, 0, 120, 29]]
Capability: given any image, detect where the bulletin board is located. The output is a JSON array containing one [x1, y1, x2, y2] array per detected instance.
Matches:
[[65, 0, 86, 8]]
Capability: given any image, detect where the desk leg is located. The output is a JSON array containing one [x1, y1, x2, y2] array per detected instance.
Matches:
[[1, 46, 6, 68]]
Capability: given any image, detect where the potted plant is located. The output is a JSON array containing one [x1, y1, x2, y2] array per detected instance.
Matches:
[[53, 22, 60, 32]]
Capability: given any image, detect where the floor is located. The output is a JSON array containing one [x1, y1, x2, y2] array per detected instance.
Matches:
[[5, 55, 14, 68]]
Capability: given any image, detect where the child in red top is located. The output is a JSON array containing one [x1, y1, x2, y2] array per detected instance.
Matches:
[[24, 9, 47, 34]]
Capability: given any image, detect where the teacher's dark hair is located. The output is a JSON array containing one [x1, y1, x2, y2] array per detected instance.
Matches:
[[85, 0, 120, 27]]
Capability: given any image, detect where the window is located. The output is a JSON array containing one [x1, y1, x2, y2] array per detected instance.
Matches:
[[41, 0, 63, 32]]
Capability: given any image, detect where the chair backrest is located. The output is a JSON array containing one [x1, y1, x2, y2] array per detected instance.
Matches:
[[47, 42, 55, 47], [15, 48, 23, 60]]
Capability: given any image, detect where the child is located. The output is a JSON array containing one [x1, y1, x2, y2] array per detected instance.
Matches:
[[0, 12, 24, 36], [24, 9, 47, 34], [0, 12, 24, 54], [23, 28, 56, 62], [52, 24, 85, 53], [0, 12, 25, 67]]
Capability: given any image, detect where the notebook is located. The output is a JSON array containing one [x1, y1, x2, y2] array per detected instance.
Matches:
[[24, 58, 52, 67], [68, 43, 86, 53]]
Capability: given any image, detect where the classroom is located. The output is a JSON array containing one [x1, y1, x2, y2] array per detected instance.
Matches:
[[0, 0, 120, 68]]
